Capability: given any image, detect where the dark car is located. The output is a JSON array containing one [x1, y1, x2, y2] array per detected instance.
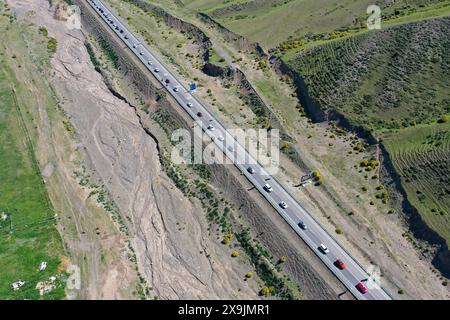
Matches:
[[298, 221, 307, 230], [197, 112, 203, 117]]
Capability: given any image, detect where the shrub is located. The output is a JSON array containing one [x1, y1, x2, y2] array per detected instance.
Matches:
[[280, 142, 289, 150], [222, 233, 233, 245], [231, 251, 239, 258], [245, 272, 253, 279], [39, 26, 48, 37], [312, 170, 324, 185], [260, 286, 271, 297], [354, 142, 366, 152], [438, 114, 449, 123], [47, 37, 58, 54], [278, 256, 287, 263]]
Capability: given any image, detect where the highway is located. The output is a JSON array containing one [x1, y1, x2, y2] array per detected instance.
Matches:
[[86, 0, 392, 300]]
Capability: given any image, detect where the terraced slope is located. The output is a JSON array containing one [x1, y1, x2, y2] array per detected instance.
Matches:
[[383, 123, 450, 244], [283, 15, 450, 248], [286, 16, 450, 133]]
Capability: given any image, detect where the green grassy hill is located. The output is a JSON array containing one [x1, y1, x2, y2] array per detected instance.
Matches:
[[286, 16, 450, 133], [284, 15, 450, 244], [182, 0, 449, 48]]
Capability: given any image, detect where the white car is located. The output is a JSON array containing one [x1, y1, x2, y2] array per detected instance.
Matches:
[[207, 124, 215, 131], [217, 135, 224, 142], [263, 184, 273, 192], [147, 61, 153, 65], [319, 244, 329, 254], [279, 201, 288, 209], [187, 102, 193, 108], [139, 51, 144, 56], [173, 87, 179, 92], [124, 35, 128, 39], [154, 68, 160, 73]]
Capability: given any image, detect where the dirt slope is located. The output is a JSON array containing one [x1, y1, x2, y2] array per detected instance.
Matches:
[[10, 0, 261, 299]]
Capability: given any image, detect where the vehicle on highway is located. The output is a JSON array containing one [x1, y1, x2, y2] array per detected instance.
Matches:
[[356, 282, 368, 294], [319, 244, 329, 254], [187, 102, 193, 108], [247, 167, 255, 174], [263, 184, 273, 192], [124, 35, 128, 39], [279, 201, 288, 209], [147, 61, 153, 65], [154, 68, 160, 73], [217, 135, 224, 142], [298, 221, 307, 230], [207, 124, 215, 131], [227, 146, 234, 152], [139, 51, 144, 56], [173, 87, 179, 92], [132, 43, 139, 48], [197, 112, 203, 117], [334, 259, 346, 270], [165, 79, 170, 84]]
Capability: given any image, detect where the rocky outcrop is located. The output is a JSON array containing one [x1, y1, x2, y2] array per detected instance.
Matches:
[[201, 62, 231, 77]]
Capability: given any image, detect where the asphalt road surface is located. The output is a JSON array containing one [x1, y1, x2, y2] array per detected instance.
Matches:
[[86, 0, 392, 300]]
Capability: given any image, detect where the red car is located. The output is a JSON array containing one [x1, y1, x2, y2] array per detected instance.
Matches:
[[165, 79, 170, 84], [356, 282, 368, 294], [197, 112, 203, 117], [334, 259, 346, 270]]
